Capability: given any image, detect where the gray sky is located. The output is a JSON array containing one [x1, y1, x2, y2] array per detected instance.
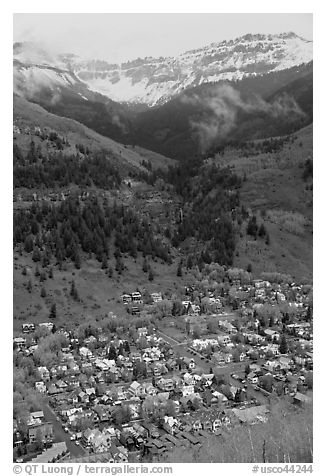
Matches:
[[13, 13, 313, 63]]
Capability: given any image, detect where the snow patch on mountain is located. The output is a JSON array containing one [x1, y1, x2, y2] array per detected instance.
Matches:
[[68, 32, 312, 106], [78, 93, 89, 101], [14, 64, 77, 98], [13, 32, 313, 107]]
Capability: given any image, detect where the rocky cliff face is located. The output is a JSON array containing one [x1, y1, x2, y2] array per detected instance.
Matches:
[[13, 32, 312, 107], [61, 32, 313, 106]]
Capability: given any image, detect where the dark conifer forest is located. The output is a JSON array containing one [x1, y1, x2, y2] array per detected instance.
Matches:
[[13, 139, 243, 269]]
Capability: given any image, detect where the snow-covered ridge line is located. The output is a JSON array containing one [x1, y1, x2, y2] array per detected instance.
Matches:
[[13, 32, 313, 106]]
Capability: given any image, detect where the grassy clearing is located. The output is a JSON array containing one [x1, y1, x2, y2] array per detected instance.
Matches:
[[233, 220, 312, 281], [13, 251, 190, 333]]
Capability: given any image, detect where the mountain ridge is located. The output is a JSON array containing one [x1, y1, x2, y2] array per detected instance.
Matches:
[[12, 34, 313, 162], [14, 32, 312, 106]]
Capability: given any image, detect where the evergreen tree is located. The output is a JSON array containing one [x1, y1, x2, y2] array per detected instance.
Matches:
[[172, 300, 183, 317], [115, 256, 124, 274], [148, 268, 154, 281], [27, 279, 32, 293], [177, 260, 183, 277], [142, 259, 149, 273], [108, 267, 113, 278], [49, 303, 57, 319], [197, 256, 204, 272], [279, 334, 288, 354], [201, 249, 212, 264], [48, 267, 54, 279], [192, 325, 201, 339], [74, 250, 81, 270], [108, 344, 117, 361], [101, 254, 108, 270], [34, 429, 44, 452], [70, 280, 79, 301], [118, 343, 125, 356], [282, 312, 290, 325], [22, 266, 27, 276], [123, 341, 130, 353], [164, 227, 171, 239], [258, 223, 266, 238], [32, 247, 41, 262], [24, 235, 34, 253], [235, 388, 244, 402], [247, 215, 258, 238], [42, 253, 49, 268], [41, 286, 46, 298]]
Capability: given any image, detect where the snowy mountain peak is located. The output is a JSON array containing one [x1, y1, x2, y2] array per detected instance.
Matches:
[[66, 32, 312, 106], [13, 32, 313, 107]]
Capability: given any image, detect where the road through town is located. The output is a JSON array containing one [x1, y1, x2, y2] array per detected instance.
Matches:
[[42, 403, 87, 457]]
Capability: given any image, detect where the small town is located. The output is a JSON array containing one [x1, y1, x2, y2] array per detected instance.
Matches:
[[13, 273, 313, 463]]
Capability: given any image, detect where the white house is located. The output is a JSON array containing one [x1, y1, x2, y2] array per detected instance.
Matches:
[[247, 372, 259, 384], [182, 385, 195, 397], [79, 347, 93, 358], [264, 329, 280, 341]]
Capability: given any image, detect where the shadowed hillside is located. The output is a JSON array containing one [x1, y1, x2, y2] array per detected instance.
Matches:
[[14, 95, 176, 173]]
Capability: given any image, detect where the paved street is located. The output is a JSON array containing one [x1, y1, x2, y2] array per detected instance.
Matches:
[[42, 403, 87, 457]]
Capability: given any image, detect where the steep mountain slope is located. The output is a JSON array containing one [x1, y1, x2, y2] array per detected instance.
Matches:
[[212, 124, 313, 280], [13, 95, 175, 173], [14, 42, 134, 142], [61, 32, 312, 106], [130, 63, 313, 160]]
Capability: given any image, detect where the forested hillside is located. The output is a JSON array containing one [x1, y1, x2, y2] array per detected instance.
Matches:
[[14, 196, 172, 268], [13, 117, 313, 283], [13, 142, 122, 189]]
